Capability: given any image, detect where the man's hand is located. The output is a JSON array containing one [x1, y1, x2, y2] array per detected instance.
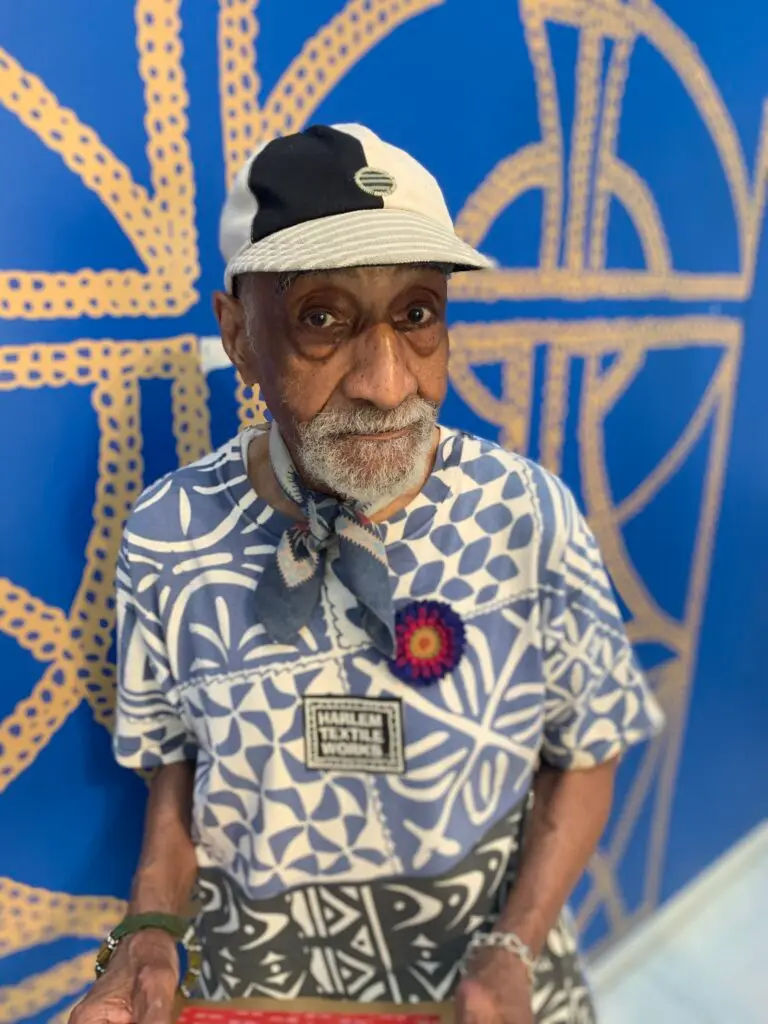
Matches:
[[455, 948, 534, 1024], [69, 931, 179, 1024]]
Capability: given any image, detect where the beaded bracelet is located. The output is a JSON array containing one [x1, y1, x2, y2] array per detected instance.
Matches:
[[95, 913, 202, 997], [460, 930, 538, 983]]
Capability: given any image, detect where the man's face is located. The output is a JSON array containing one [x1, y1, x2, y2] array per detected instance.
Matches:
[[218, 265, 450, 505]]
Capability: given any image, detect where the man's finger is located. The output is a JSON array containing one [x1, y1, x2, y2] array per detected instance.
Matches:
[[68, 995, 135, 1024]]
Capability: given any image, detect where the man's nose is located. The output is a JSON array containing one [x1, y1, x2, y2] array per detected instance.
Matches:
[[341, 323, 417, 410]]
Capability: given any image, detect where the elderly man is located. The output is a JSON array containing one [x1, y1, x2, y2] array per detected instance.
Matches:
[[74, 124, 663, 1024]]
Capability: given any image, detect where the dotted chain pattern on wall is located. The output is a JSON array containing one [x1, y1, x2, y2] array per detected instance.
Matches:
[[0, 0, 199, 320], [0, 0, 765, 1019]]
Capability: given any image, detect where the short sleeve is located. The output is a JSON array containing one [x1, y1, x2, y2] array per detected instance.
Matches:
[[114, 540, 198, 769], [540, 482, 664, 770]]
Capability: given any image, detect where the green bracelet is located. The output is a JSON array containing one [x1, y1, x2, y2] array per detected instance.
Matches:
[[95, 912, 202, 997]]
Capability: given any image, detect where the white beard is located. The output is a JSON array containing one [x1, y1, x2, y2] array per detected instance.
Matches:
[[293, 397, 439, 509]]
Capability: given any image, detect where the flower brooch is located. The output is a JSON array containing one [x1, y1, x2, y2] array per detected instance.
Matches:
[[389, 599, 466, 685]]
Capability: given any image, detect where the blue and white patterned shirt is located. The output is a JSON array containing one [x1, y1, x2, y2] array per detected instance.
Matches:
[[114, 425, 663, 1008], [116, 423, 662, 891]]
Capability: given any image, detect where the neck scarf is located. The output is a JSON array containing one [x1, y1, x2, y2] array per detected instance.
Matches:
[[255, 423, 395, 656]]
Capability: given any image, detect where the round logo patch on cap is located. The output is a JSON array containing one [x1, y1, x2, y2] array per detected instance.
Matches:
[[354, 167, 397, 198]]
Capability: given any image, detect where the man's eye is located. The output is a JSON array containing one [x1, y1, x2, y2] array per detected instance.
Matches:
[[303, 311, 338, 329], [404, 305, 435, 326]]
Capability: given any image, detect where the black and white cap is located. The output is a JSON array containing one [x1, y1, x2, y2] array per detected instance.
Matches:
[[220, 123, 493, 291]]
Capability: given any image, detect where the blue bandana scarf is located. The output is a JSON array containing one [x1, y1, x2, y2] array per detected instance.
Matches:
[[256, 423, 396, 657]]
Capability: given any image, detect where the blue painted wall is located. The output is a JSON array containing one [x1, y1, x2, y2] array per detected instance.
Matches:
[[0, 1, 766, 1019]]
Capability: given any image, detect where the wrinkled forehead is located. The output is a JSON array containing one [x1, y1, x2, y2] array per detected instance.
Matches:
[[234, 263, 452, 299]]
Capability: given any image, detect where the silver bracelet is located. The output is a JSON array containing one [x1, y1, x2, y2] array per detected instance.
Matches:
[[460, 930, 538, 981]]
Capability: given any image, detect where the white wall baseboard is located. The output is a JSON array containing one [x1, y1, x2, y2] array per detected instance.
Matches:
[[589, 820, 768, 993]]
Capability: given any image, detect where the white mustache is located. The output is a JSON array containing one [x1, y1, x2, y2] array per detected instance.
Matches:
[[292, 396, 438, 505], [300, 398, 438, 440]]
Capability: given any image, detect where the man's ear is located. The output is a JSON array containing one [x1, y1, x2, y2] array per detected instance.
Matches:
[[213, 290, 259, 387]]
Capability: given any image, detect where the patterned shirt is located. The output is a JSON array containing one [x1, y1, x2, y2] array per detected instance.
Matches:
[[115, 426, 663, 1014]]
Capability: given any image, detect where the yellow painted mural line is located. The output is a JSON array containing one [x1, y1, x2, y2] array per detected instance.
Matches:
[[589, 32, 634, 271], [564, 22, 603, 270], [0, 337, 210, 785], [449, 0, 768, 299], [449, 267, 758, 301], [0, 47, 155, 255], [615, 372, 722, 525], [0, 952, 95, 1024], [0, 878, 124, 958], [0, 582, 83, 793], [217, 0, 262, 188], [454, 145, 557, 250], [0, 582, 68, 663], [0, 0, 197, 320], [219, 0, 446, 189], [0, 661, 84, 795], [449, 315, 743, 354]]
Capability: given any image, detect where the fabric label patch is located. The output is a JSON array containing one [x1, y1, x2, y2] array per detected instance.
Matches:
[[303, 696, 405, 774], [354, 166, 397, 197]]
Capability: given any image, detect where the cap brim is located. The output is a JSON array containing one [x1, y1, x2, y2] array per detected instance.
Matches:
[[224, 208, 495, 290]]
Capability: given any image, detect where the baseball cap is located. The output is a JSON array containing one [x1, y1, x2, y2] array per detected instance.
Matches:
[[219, 123, 493, 291]]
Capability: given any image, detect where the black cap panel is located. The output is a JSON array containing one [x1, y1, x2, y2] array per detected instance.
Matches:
[[247, 126, 384, 244]]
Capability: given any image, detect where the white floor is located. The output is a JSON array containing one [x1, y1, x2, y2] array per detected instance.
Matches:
[[590, 822, 768, 1023]]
